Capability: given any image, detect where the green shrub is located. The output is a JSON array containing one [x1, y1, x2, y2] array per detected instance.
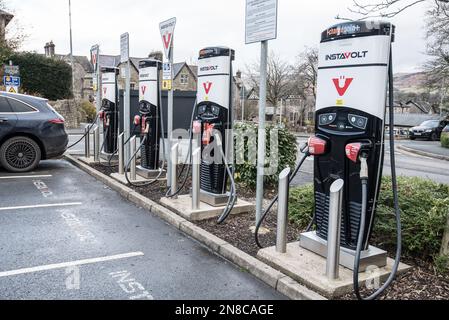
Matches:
[[441, 133, 449, 149], [234, 122, 297, 189], [9, 52, 72, 100], [434, 254, 449, 275], [289, 176, 449, 264], [80, 100, 97, 123]]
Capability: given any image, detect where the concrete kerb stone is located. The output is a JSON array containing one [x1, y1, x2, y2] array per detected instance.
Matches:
[[398, 145, 449, 161], [219, 243, 285, 289], [64, 154, 327, 300], [180, 221, 228, 253], [277, 276, 327, 301]]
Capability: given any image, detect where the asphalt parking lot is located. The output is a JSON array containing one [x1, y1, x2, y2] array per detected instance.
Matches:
[[0, 160, 285, 300]]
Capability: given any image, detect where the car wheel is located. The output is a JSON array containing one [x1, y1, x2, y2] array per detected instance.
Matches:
[[410, 137, 416, 140], [0, 136, 42, 173]]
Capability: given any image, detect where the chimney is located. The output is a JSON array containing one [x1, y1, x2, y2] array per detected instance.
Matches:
[[44, 41, 55, 58]]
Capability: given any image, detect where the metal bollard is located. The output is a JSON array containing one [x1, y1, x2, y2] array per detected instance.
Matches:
[[326, 179, 345, 281], [84, 127, 90, 159], [171, 143, 179, 198], [192, 147, 201, 210], [93, 126, 99, 162], [276, 168, 291, 254], [130, 136, 137, 181], [95, 119, 101, 160], [118, 133, 124, 175]]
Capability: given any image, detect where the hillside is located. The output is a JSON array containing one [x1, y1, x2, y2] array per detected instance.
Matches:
[[394, 72, 428, 93]]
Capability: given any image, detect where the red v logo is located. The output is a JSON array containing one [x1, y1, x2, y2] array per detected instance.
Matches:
[[332, 77, 353, 96], [163, 33, 172, 49], [203, 82, 213, 94], [141, 85, 146, 96], [103, 87, 107, 95]]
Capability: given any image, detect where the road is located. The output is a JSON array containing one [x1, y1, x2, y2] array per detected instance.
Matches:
[[292, 138, 449, 187], [0, 160, 285, 300]]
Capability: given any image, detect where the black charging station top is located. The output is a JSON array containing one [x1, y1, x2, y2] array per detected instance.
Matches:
[[199, 47, 235, 61], [139, 59, 162, 70], [321, 21, 395, 43], [100, 66, 120, 75]]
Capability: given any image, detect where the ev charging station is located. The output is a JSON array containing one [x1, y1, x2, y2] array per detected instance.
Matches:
[[135, 59, 166, 180], [161, 47, 253, 223], [257, 21, 407, 299], [100, 67, 120, 158], [194, 47, 235, 207], [300, 22, 395, 266]]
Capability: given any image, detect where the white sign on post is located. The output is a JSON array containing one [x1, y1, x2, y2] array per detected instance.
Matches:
[[245, 0, 278, 44], [159, 17, 177, 59], [163, 63, 172, 81], [120, 33, 130, 63]]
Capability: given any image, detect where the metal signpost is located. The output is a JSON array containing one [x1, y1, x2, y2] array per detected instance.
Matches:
[[121, 32, 131, 165], [159, 17, 177, 187], [245, 0, 278, 224], [91, 44, 101, 159]]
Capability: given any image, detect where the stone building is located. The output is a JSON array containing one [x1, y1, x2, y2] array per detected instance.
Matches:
[[0, 9, 13, 42], [44, 41, 94, 101]]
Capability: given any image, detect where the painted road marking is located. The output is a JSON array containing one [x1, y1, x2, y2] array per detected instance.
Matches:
[[0, 202, 82, 212], [109, 270, 154, 300], [0, 175, 52, 180], [60, 212, 97, 243], [0, 252, 145, 278], [33, 180, 53, 198]]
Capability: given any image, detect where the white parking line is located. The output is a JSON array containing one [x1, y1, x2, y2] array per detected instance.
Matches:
[[0, 252, 145, 278], [0, 202, 82, 212], [0, 175, 52, 180]]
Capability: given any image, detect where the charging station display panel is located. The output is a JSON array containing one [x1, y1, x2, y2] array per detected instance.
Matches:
[[197, 48, 233, 110], [139, 61, 159, 106], [313, 22, 394, 250], [101, 69, 118, 104]]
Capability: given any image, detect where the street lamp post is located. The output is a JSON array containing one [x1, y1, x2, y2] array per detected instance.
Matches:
[[68, 0, 75, 99]]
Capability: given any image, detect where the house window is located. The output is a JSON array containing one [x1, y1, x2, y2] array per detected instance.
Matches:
[[130, 83, 136, 90], [180, 74, 188, 85]]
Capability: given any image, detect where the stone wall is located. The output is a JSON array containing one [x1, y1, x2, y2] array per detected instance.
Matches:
[[49, 99, 79, 129]]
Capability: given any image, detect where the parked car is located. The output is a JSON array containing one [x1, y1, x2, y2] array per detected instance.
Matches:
[[409, 119, 448, 141], [0, 92, 68, 172]]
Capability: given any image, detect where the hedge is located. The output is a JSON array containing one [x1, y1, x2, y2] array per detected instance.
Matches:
[[234, 122, 297, 189], [289, 176, 449, 273], [441, 133, 449, 149], [9, 52, 72, 100]]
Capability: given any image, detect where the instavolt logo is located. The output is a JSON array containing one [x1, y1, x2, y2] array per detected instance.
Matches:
[[326, 51, 368, 61]]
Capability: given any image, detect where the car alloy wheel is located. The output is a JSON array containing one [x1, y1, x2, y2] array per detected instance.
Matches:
[[0, 136, 41, 173]]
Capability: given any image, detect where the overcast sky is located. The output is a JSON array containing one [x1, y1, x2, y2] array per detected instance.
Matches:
[[8, 0, 431, 73]]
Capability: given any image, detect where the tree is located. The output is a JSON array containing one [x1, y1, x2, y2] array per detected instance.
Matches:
[[293, 47, 318, 100], [11, 52, 72, 100], [424, 2, 449, 115], [0, 1, 26, 63], [245, 53, 293, 117], [148, 50, 163, 61]]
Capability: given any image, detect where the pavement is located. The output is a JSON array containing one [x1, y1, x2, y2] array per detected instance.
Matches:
[[0, 160, 286, 300], [292, 137, 449, 187], [396, 139, 449, 159]]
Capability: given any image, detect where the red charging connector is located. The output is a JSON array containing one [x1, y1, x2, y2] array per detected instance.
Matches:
[[134, 115, 141, 126], [345, 143, 362, 163], [308, 136, 327, 156]]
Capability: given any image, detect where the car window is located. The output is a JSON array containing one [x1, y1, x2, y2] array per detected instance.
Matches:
[[0, 96, 13, 113], [421, 120, 439, 128], [7, 98, 36, 113]]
